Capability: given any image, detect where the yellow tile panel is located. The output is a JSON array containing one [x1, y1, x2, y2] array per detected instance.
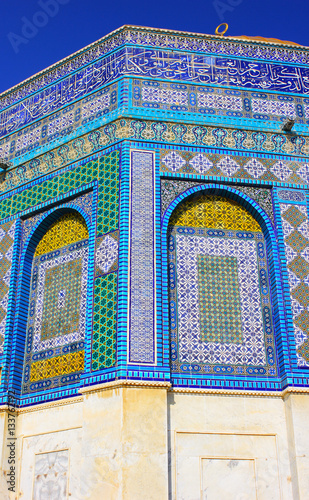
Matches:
[[169, 194, 261, 232]]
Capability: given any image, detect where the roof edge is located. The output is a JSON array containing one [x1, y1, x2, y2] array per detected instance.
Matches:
[[0, 24, 308, 101]]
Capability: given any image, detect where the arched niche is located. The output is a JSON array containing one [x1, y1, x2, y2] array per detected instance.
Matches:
[[161, 184, 288, 383], [13, 207, 91, 395]]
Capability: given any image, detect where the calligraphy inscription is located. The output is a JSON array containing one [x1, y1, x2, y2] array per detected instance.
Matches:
[[1, 47, 309, 139]]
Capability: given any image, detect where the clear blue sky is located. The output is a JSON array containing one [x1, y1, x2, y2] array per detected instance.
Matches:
[[0, 0, 308, 94]]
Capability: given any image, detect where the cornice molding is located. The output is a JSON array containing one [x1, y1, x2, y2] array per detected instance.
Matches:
[[171, 386, 309, 398], [0, 395, 83, 414], [79, 379, 172, 394], [0, 385, 307, 413]]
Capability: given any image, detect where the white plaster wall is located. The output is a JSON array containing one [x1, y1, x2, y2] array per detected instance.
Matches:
[[168, 392, 298, 500], [0, 389, 308, 499], [0, 386, 169, 500]]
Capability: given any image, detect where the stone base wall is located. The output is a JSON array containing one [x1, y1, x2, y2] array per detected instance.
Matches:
[[0, 386, 308, 499]]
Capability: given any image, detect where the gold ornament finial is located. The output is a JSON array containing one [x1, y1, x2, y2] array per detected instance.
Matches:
[[215, 23, 228, 36]]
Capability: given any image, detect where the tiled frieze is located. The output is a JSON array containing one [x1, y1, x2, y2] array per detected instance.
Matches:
[[1, 47, 309, 140], [129, 150, 156, 364], [1, 27, 308, 115], [0, 55, 122, 138], [168, 194, 277, 376], [0, 82, 117, 156], [133, 80, 309, 125], [0, 220, 16, 354], [278, 195, 309, 367], [1, 121, 308, 197], [160, 149, 309, 184]]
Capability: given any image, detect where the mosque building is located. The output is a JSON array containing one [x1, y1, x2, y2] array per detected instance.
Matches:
[[0, 24, 308, 499]]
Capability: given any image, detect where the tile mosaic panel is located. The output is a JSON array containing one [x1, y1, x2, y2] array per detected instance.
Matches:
[[95, 230, 119, 278], [280, 200, 309, 367], [0, 151, 119, 231], [168, 196, 277, 376], [2, 45, 309, 139], [92, 273, 117, 371], [0, 149, 119, 395], [22, 212, 88, 393], [21, 192, 93, 257], [277, 189, 307, 203], [133, 80, 309, 124], [30, 351, 84, 382], [0, 220, 16, 354], [2, 26, 308, 115], [198, 254, 243, 344], [160, 149, 309, 183], [129, 150, 155, 364], [35, 213, 88, 256]]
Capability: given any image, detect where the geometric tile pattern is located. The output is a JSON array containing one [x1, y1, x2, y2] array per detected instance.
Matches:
[[188, 153, 213, 174], [30, 351, 84, 382], [39, 258, 83, 341], [168, 225, 276, 376], [161, 151, 186, 172], [0, 220, 16, 354], [132, 78, 307, 124], [280, 202, 309, 367], [129, 150, 155, 364], [95, 231, 119, 278], [198, 254, 243, 344], [169, 194, 261, 232], [97, 153, 119, 237], [35, 213, 88, 256], [0, 150, 119, 228], [160, 149, 309, 183], [22, 212, 88, 393], [92, 274, 117, 371]]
